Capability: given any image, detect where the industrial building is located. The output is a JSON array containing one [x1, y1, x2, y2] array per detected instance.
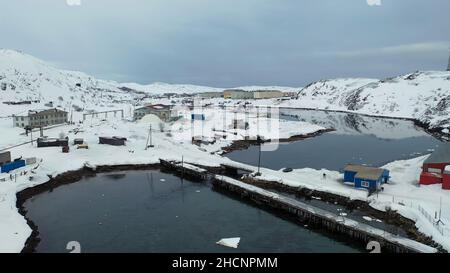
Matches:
[[420, 143, 450, 190], [198, 92, 223, 98], [253, 90, 283, 99], [343, 164, 390, 191], [134, 104, 172, 122], [223, 89, 254, 99], [13, 108, 68, 128]]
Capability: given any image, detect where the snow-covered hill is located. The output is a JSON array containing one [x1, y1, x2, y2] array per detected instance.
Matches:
[[120, 82, 300, 94], [277, 72, 450, 131], [1, 49, 449, 132], [0, 49, 139, 114]]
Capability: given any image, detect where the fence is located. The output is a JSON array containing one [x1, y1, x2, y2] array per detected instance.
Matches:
[[418, 205, 444, 236]]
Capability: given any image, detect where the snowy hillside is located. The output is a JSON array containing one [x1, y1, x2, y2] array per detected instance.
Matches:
[[1, 49, 449, 132], [276, 72, 450, 131], [0, 49, 139, 114], [120, 82, 300, 95]]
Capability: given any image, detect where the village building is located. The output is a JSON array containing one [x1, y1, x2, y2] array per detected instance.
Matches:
[[0, 151, 11, 166], [420, 143, 450, 189], [99, 136, 126, 146], [12, 108, 68, 128], [223, 89, 254, 99], [253, 90, 283, 99], [198, 92, 223, 98], [283, 91, 298, 98], [37, 137, 69, 148], [343, 164, 390, 191], [134, 104, 172, 122]]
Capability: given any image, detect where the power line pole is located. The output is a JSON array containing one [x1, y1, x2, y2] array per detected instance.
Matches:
[[447, 49, 450, 71], [256, 135, 262, 176]]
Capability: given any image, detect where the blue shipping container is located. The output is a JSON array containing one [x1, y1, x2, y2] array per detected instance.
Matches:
[[191, 114, 205, 121], [0, 160, 26, 173]]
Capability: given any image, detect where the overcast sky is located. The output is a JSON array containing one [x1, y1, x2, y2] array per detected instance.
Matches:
[[1, 0, 449, 87]]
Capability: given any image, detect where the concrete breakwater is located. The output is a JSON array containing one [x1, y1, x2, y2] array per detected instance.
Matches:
[[212, 175, 437, 253]]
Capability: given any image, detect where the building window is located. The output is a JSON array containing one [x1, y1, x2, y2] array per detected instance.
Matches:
[[361, 181, 370, 188], [428, 168, 442, 174]]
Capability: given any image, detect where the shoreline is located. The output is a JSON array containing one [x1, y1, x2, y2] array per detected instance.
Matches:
[[10, 114, 447, 253], [220, 128, 335, 155], [238, 176, 445, 252], [264, 106, 449, 141], [17, 159, 445, 253], [16, 163, 161, 253]]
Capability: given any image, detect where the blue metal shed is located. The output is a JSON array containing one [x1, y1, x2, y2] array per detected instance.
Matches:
[[0, 160, 26, 173], [343, 164, 390, 191]]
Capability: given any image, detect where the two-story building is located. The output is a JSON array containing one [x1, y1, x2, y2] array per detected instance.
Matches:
[[13, 108, 68, 128]]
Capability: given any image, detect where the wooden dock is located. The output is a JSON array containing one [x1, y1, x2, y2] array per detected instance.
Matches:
[[159, 159, 208, 180], [213, 175, 437, 253]]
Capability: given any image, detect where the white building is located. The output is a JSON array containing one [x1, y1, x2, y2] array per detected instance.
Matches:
[[13, 108, 68, 128]]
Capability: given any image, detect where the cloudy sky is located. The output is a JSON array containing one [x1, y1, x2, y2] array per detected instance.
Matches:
[[1, 0, 449, 87]]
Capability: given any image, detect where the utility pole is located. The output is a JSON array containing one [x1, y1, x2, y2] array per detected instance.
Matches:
[[145, 124, 154, 149], [149, 124, 154, 148], [256, 135, 262, 176], [447, 48, 450, 71]]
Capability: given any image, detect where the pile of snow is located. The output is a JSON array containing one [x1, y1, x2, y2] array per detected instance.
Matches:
[[137, 114, 163, 125]]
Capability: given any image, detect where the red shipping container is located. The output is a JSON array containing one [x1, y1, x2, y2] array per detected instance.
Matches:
[[420, 172, 442, 185], [443, 174, 450, 190]]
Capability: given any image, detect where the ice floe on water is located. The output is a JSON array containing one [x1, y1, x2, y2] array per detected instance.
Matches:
[[216, 237, 241, 249]]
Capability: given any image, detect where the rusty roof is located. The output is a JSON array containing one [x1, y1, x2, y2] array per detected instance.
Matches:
[[344, 164, 386, 181]]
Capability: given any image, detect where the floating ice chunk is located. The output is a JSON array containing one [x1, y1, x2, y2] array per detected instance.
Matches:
[[216, 237, 241, 249], [363, 216, 373, 221], [160, 179, 166, 182], [339, 213, 347, 216]]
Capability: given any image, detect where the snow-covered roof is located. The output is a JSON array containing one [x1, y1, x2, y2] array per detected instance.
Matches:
[[425, 142, 450, 164], [445, 165, 450, 173], [344, 164, 386, 181]]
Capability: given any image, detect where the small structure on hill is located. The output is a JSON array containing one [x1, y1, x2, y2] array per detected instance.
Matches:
[[37, 137, 69, 148], [253, 90, 283, 99], [99, 136, 126, 146], [134, 104, 172, 122], [343, 164, 390, 191], [223, 89, 253, 99], [420, 143, 450, 190]]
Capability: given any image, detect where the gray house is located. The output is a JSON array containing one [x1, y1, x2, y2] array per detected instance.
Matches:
[[134, 104, 172, 122], [13, 108, 68, 128]]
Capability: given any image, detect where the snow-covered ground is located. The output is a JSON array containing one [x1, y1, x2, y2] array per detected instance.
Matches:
[[0, 107, 325, 253]]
